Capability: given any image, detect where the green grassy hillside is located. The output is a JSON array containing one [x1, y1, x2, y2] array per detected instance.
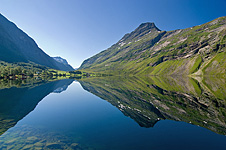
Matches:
[[79, 17, 226, 76]]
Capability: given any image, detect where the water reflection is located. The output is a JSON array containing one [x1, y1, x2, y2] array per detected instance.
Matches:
[[79, 76, 226, 135], [0, 79, 73, 136], [0, 76, 225, 150]]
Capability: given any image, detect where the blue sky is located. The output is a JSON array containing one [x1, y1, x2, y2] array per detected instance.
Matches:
[[0, 0, 225, 68]]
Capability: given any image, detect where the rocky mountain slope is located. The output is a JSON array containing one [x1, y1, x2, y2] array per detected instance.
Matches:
[[53, 56, 74, 70], [0, 14, 73, 71], [79, 17, 226, 76]]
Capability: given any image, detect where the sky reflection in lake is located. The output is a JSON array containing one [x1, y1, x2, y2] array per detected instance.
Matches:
[[0, 78, 226, 150]]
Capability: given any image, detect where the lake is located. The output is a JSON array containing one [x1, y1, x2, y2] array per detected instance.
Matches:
[[0, 76, 226, 150]]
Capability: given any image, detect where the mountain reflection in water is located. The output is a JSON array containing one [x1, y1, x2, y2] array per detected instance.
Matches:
[[79, 76, 226, 135], [0, 79, 73, 136], [0, 76, 225, 150]]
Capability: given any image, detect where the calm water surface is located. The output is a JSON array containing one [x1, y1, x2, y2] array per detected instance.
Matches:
[[0, 77, 226, 150]]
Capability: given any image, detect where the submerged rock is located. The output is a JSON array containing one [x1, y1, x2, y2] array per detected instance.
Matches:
[[22, 144, 33, 150], [46, 142, 63, 149]]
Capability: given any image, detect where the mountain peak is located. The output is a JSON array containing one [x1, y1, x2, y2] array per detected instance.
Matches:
[[119, 22, 161, 43], [137, 22, 160, 31], [53, 56, 74, 70], [53, 56, 68, 65]]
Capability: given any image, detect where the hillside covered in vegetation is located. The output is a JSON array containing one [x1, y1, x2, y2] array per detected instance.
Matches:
[[79, 17, 226, 76]]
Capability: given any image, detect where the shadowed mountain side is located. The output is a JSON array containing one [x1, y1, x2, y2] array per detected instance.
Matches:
[[0, 14, 74, 71], [0, 79, 73, 136], [78, 76, 226, 135]]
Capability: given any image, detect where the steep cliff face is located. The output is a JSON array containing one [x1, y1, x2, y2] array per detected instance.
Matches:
[[0, 14, 73, 71], [79, 17, 226, 76]]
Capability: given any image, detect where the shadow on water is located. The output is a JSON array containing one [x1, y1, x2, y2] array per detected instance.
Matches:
[[0, 78, 74, 136], [78, 76, 226, 135]]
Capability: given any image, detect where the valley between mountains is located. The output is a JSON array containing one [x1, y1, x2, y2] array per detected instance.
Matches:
[[0, 13, 225, 77]]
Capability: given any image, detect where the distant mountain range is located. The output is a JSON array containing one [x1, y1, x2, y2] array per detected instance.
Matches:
[[53, 56, 74, 70], [0, 14, 74, 71], [79, 17, 226, 76]]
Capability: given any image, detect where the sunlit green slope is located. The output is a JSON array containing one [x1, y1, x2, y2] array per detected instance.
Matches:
[[79, 17, 226, 76]]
